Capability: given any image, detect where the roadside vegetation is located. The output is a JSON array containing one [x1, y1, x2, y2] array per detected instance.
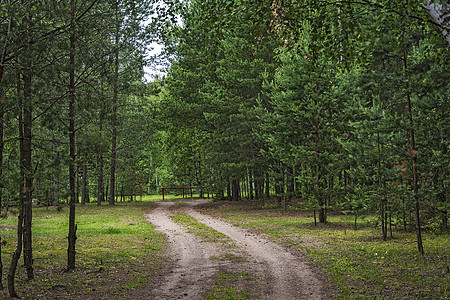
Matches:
[[170, 214, 233, 245], [201, 200, 449, 300], [0, 202, 165, 299]]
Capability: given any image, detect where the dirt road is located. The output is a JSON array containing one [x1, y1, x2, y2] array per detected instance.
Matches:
[[145, 200, 326, 299]]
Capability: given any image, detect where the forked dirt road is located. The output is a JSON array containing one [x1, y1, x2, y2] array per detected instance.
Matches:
[[145, 200, 327, 299]]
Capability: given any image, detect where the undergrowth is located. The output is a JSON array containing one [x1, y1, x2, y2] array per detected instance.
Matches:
[[0, 202, 166, 299], [203, 200, 449, 300]]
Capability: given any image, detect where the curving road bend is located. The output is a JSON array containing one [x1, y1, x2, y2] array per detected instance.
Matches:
[[146, 200, 325, 300]]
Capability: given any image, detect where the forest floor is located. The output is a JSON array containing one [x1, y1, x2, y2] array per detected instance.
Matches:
[[137, 199, 332, 299], [0, 198, 447, 299]]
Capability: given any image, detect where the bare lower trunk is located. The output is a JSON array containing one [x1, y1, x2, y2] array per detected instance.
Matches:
[[8, 70, 25, 297], [232, 178, 240, 201], [22, 64, 33, 280], [67, 0, 77, 269], [109, 7, 119, 206], [81, 138, 88, 205], [97, 103, 104, 206], [404, 51, 424, 254], [0, 92, 3, 210]]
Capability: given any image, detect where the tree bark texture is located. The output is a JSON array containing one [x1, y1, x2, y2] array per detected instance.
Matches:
[[81, 138, 88, 205], [109, 7, 120, 206], [67, 0, 77, 269], [8, 70, 25, 298], [0, 93, 4, 210], [22, 64, 33, 280], [97, 114, 104, 205], [404, 51, 424, 254], [423, 1, 450, 45]]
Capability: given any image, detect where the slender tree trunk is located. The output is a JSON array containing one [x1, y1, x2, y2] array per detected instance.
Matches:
[[0, 7, 10, 215], [0, 92, 3, 210], [378, 131, 387, 241], [232, 178, 240, 201], [248, 169, 254, 200], [0, 93, 3, 289], [286, 166, 294, 207], [7, 193, 23, 298], [97, 85, 104, 206], [53, 142, 61, 204], [315, 117, 326, 223], [81, 138, 88, 205], [8, 69, 25, 298], [67, 0, 77, 269], [22, 62, 33, 280], [404, 51, 424, 254], [0, 235, 3, 290], [265, 171, 270, 198], [109, 6, 120, 206]]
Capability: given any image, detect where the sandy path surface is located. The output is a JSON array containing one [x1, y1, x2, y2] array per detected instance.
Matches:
[[145, 200, 325, 300]]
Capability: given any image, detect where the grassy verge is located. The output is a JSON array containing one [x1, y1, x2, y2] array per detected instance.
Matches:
[[170, 214, 233, 246], [201, 200, 449, 300], [0, 202, 166, 299]]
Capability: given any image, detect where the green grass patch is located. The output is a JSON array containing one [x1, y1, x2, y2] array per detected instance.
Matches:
[[0, 202, 166, 299], [205, 201, 449, 299], [203, 272, 257, 300], [210, 253, 248, 262], [170, 214, 234, 245]]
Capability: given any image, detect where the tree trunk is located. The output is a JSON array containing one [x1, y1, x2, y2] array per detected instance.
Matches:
[[286, 166, 294, 207], [109, 6, 120, 206], [81, 138, 88, 205], [8, 69, 25, 298], [315, 117, 326, 223], [274, 165, 283, 206], [67, 0, 77, 270], [97, 110, 104, 206], [404, 51, 424, 254], [53, 142, 61, 205], [0, 5, 10, 213], [0, 92, 3, 211], [248, 169, 254, 200], [0, 97, 3, 290], [232, 178, 240, 201], [22, 62, 33, 280], [378, 131, 387, 241], [423, 1, 450, 45]]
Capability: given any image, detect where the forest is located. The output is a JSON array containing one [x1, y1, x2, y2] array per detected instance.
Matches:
[[0, 0, 449, 298]]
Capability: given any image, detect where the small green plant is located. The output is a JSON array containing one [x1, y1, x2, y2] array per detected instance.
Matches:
[[102, 227, 122, 234], [261, 203, 278, 209]]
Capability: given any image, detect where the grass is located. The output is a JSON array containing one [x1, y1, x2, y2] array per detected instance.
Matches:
[[0, 202, 166, 299], [170, 214, 233, 245], [202, 200, 450, 300], [203, 272, 257, 300]]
